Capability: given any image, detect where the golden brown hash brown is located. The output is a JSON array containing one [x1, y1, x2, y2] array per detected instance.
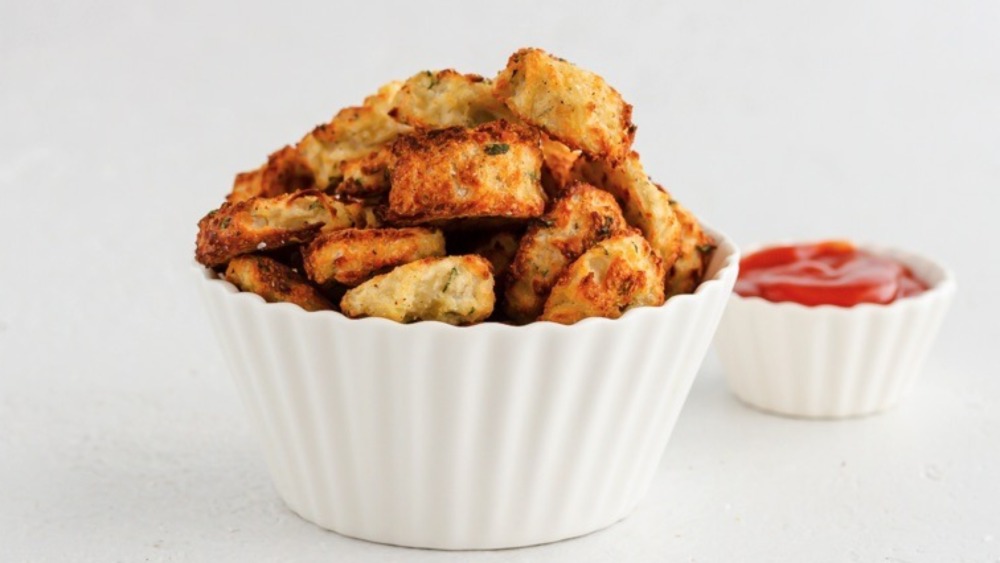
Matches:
[[296, 82, 411, 190], [335, 145, 394, 199], [504, 183, 629, 322], [196, 191, 371, 267], [340, 255, 495, 324], [389, 70, 514, 130], [540, 231, 665, 324], [493, 48, 635, 162], [666, 201, 715, 297], [303, 227, 446, 287], [200, 48, 716, 322], [229, 145, 315, 203], [571, 152, 682, 274], [386, 120, 546, 226], [228, 81, 407, 202], [224, 255, 333, 312]]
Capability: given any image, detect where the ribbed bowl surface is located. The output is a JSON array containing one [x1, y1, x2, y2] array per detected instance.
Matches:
[[195, 226, 739, 549]]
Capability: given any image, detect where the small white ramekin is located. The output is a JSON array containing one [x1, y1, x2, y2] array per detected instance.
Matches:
[[194, 225, 738, 550], [714, 242, 955, 419]]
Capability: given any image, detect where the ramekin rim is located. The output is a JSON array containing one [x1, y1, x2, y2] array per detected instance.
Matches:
[[193, 223, 740, 331], [728, 239, 957, 313]]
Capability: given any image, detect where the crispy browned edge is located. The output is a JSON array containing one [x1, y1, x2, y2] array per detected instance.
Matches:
[[224, 255, 333, 312], [195, 191, 327, 267], [334, 146, 394, 199], [540, 230, 665, 324], [385, 119, 544, 224], [229, 146, 315, 203], [302, 227, 442, 286]]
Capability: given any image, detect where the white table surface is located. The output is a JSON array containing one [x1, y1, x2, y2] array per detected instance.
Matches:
[[2, 1, 998, 561]]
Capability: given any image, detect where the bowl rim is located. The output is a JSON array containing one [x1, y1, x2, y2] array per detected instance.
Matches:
[[728, 239, 957, 313], [193, 223, 741, 332]]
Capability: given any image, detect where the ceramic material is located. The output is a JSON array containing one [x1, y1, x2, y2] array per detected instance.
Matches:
[[714, 243, 955, 419], [194, 226, 739, 550]]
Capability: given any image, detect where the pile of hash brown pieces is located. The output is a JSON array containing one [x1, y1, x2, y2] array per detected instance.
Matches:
[[195, 48, 715, 326]]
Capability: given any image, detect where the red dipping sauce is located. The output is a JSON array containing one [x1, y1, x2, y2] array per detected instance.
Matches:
[[735, 241, 927, 307]]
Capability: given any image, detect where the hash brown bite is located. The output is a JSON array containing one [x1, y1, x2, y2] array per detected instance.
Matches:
[[296, 82, 411, 190], [389, 70, 514, 130], [340, 255, 495, 325], [571, 152, 682, 275], [335, 145, 394, 199], [540, 231, 665, 325], [493, 48, 635, 162], [386, 120, 546, 226], [504, 183, 629, 322], [195, 191, 370, 267], [666, 202, 715, 297], [229, 145, 315, 203], [224, 255, 333, 312], [303, 227, 446, 287]]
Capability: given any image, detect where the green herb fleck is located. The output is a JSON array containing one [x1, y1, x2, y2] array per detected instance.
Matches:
[[425, 71, 439, 89], [220, 216, 231, 229], [697, 243, 717, 255], [483, 143, 510, 156], [442, 267, 459, 292]]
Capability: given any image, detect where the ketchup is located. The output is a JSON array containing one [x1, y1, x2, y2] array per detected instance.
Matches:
[[735, 241, 927, 307]]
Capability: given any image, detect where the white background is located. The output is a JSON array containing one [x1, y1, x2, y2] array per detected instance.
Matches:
[[2, 0, 998, 561]]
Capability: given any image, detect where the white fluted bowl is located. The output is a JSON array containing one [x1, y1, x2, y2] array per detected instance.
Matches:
[[194, 226, 738, 550], [714, 242, 955, 419]]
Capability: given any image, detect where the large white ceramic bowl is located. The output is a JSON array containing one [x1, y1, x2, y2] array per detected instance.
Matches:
[[194, 225, 739, 550], [714, 242, 955, 419]]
